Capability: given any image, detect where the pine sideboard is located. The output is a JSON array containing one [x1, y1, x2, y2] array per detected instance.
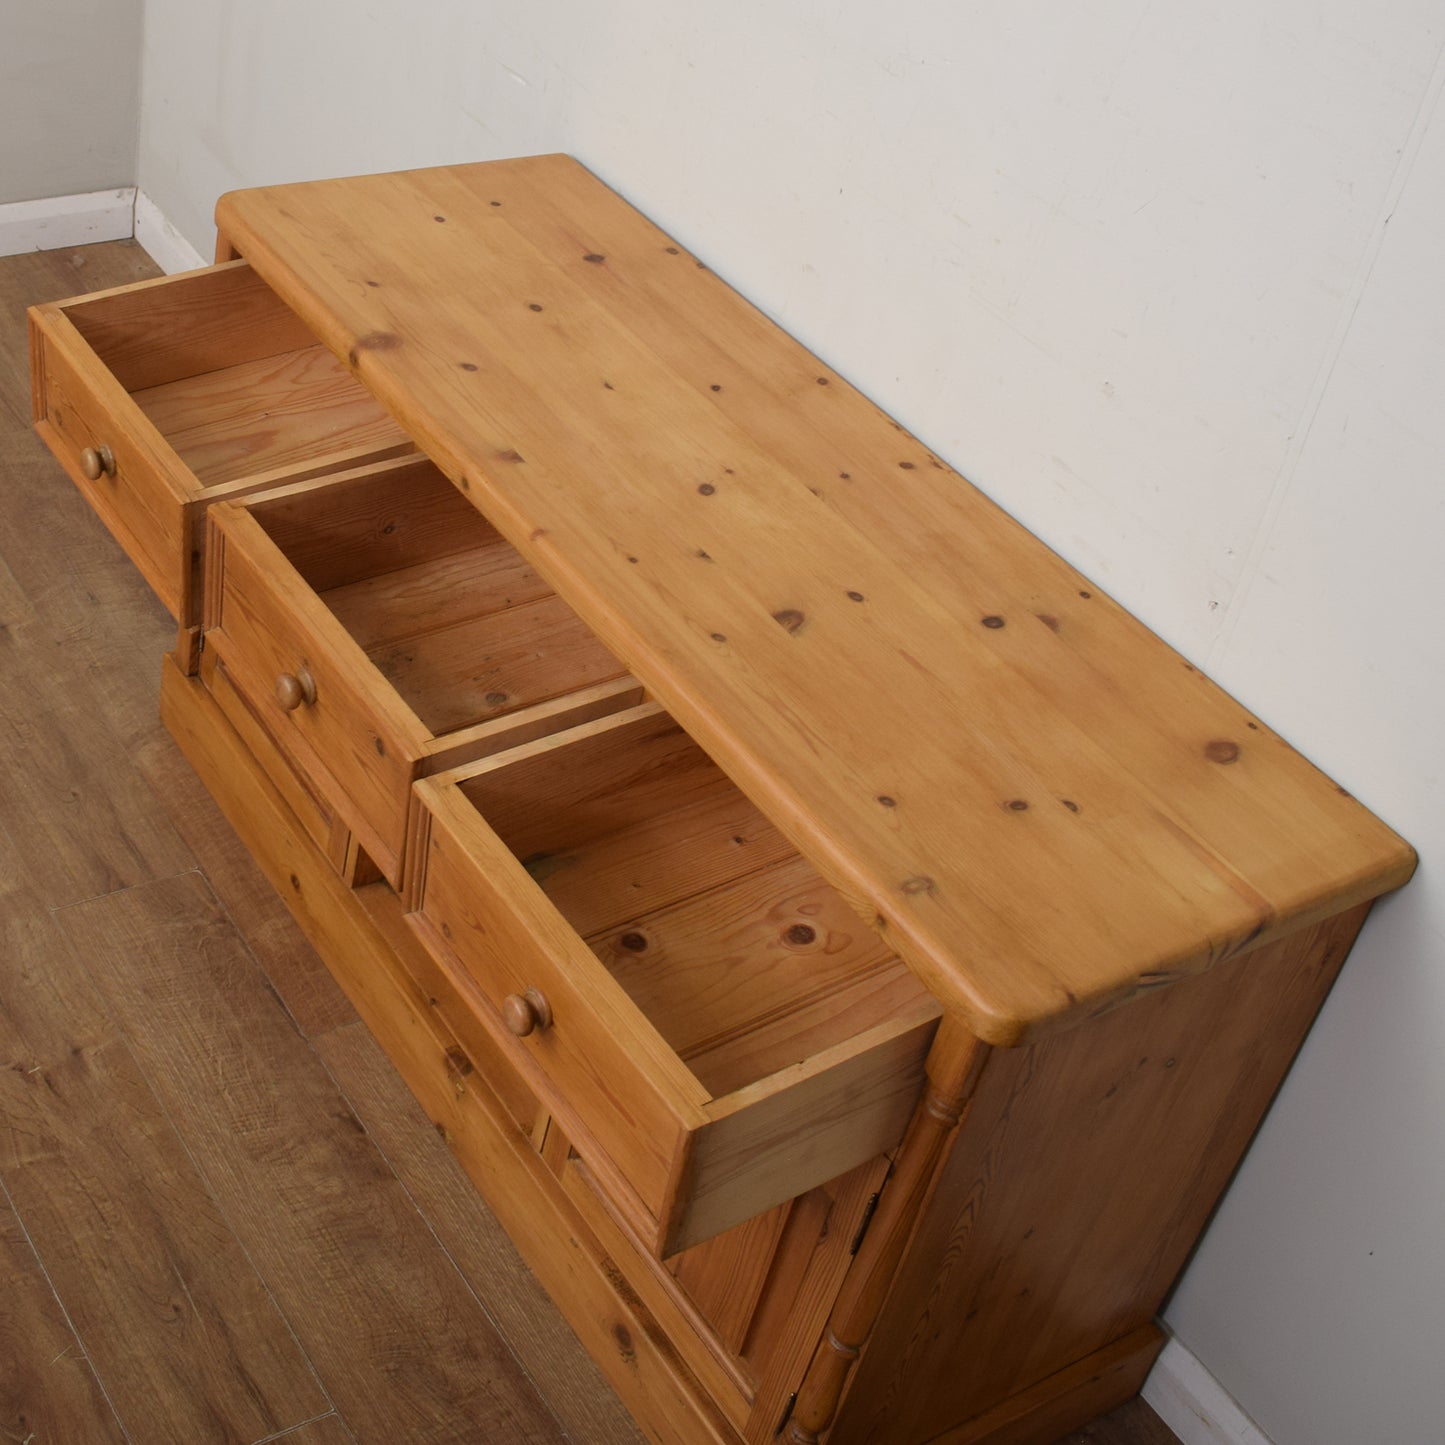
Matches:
[[29, 155, 1415, 1445]]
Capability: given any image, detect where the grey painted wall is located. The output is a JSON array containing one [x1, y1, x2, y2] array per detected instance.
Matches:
[[1, 0, 143, 206]]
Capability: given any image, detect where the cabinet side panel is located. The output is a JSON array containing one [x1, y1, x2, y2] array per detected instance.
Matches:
[[830, 905, 1370, 1445]]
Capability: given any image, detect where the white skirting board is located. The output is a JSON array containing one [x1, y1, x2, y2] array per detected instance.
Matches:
[[0, 187, 208, 274], [0, 188, 136, 256], [134, 189, 208, 274], [1143, 1337, 1275, 1445]]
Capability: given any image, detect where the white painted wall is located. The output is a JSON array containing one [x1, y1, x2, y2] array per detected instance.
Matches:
[[0, 0, 143, 205], [134, 5, 1444, 1442]]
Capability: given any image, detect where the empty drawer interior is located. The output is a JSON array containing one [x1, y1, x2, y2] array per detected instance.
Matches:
[[457, 706, 936, 1098], [241, 456, 633, 738], [59, 262, 407, 486]]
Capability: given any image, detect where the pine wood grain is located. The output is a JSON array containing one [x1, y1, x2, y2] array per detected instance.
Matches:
[[51, 870, 568, 1445], [3, 239, 1187, 1445], [833, 907, 1369, 1445], [461, 701, 728, 857], [669, 1201, 791, 1360], [206, 501, 432, 880], [554, 1154, 767, 1427], [206, 479, 634, 886], [198, 645, 341, 854], [524, 776, 794, 938], [0, 1196, 129, 1445], [591, 852, 912, 1075], [53, 258, 316, 392], [412, 775, 709, 1205], [415, 702, 937, 1252], [219, 158, 1414, 1045], [136, 343, 406, 486], [12, 243, 686, 1445], [787, 1030, 986, 1443], [0, 249, 176, 755], [920, 1327, 1165, 1445], [243, 451, 498, 593], [323, 530, 551, 648], [30, 261, 410, 623], [32, 301, 219, 617], [368, 590, 629, 735]]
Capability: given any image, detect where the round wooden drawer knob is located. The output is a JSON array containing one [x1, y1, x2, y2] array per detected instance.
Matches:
[[274, 667, 317, 712], [80, 445, 116, 480], [502, 988, 552, 1037]]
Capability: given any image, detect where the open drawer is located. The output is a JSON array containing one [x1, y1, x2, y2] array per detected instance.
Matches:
[[203, 453, 642, 887], [29, 261, 412, 622], [407, 702, 942, 1256]]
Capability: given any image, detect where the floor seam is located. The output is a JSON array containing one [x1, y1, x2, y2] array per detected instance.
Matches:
[[47, 864, 206, 914], [43, 875, 343, 1432], [0, 1168, 138, 1445], [249, 1409, 350, 1445], [311, 1025, 581, 1444]]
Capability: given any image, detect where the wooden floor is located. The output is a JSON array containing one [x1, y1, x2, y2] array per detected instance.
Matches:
[[0, 240, 1184, 1445]]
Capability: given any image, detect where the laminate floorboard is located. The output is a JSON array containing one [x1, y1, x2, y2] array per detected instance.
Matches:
[[1059, 1397, 1186, 1445], [0, 1192, 130, 1445], [315, 1019, 645, 1445], [53, 871, 567, 1445], [134, 727, 360, 1038], [0, 821, 326, 1443], [0, 435, 176, 750], [0, 243, 154, 429], [0, 240, 1184, 1445], [261, 1414, 357, 1444]]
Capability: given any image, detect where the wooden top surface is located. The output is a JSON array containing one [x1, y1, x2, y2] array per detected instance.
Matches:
[[217, 156, 1414, 1045]]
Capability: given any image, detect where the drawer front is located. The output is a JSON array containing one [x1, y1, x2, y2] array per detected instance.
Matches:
[[561, 1146, 892, 1439], [199, 649, 337, 855], [206, 507, 426, 883], [410, 790, 703, 1234], [33, 308, 191, 617]]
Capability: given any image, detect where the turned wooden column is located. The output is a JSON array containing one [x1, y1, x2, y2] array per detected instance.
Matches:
[[786, 1019, 989, 1444]]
